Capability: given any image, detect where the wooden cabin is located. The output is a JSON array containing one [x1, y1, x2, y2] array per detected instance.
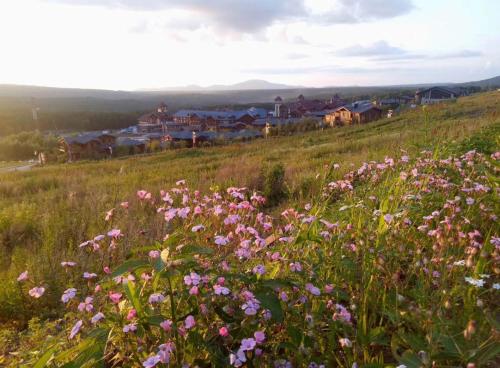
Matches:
[[326, 102, 382, 126]]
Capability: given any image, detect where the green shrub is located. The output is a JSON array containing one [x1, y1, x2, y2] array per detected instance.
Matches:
[[262, 162, 287, 206]]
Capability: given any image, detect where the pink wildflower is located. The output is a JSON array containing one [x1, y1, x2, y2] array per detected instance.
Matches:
[[17, 271, 28, 282], [61, 261, 76, 267], [107, 229, 122, 238], [191, 224, 205, 232], [184, 315, 196, 329], [219, 326, 229, 337], [305, 283, 321, 296], [69, 320, 83, 339], [148, 293, 165, 304], [339, 337, 352, 348], [240, 338, 256, 351], [213, 284, 230, 296], [215, 235, 230, 246], [123, 323, 137, 333], [252, 264, 266, 276], [127, 309, 137, 320], [108, 292, 122, 304], [160, 320, 173, 331], [61, 288, 77, 303], [91, 312, 105, 324], [254, 331, 266, 344], [183, 272, 201, 286], [83, 272, 97, 280], [78, 296, 94, 312], [28, 286, 45, 298], [149, 250, 160, 258], [142, 356, 161, 368]]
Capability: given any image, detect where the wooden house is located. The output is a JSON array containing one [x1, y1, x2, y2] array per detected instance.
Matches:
[[273, 94, 346, 119], [172, 109, 265, 130], [61, 132, 116, 160], [415, 87, 459, 105], [137, 102, 172, 133], [325, 101, 382, 126]]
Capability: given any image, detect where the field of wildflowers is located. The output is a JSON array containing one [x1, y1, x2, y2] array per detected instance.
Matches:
[[15, 147, 500, 367], [0, 92, 499, 367]]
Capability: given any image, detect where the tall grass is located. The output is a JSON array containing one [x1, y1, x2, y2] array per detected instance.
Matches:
[[0, 92, 498, 328]]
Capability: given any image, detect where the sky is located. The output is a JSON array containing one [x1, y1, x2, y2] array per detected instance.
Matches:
[[0, 0, 499, 90]]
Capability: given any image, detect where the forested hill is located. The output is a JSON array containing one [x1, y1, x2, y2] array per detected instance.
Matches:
[[0, 76, 498, 136]]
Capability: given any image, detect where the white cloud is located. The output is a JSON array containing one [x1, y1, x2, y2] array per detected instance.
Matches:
[[47, 0, 415, 34], [335, 41, 406, 57]]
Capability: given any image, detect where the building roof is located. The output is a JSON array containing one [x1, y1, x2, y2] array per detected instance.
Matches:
[[173, 108, 265, 121], [415, 86, 458, 96], [138, 112, 170, 123], [336, 101, 379, 114], [62, 132, 116, 145], [115, 137, 146, 147]]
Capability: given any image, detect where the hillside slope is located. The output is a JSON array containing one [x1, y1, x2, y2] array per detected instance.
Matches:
[[0, 92, 498, 367]]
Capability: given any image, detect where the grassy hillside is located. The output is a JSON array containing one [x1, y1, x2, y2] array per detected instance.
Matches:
[[0, 92, 498, 366]]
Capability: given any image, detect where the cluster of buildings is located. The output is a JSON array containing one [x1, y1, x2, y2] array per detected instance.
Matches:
[[137, 104, 268, 133], [60, 86, 467, 160]]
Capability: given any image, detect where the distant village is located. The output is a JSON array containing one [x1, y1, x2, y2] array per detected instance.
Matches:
[[61, 86, 467, 161]]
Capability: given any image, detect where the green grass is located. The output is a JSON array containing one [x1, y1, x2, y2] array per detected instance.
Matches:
[[0, 92, 499, 367], [0, 92, 498, 326]]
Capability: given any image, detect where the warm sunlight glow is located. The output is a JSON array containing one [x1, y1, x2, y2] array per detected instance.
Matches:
[[0, 0, 498, 90]]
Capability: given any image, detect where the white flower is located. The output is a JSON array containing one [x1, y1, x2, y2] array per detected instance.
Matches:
[[339, 337, 352, 348], [492, 283, 500, 290], [465, 277, 485, 287]]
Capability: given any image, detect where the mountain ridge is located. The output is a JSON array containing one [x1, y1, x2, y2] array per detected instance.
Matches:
[[138, 79, 303, 92]]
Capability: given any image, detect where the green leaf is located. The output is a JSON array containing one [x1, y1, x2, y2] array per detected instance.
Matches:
[[55, 329, 109, 367], [123, 281, 143, 316], [255, 291, 284, 322], [144, 315, 167, 327], [33, 345, 58, 368], [399, 350, 422, 368], [259, 278, 292, 289], [111, 259, 150, 278], [475, 341, 500, 365], [368, 326, 388, 346], [179, 245, 214, 256], [287, 325, 302, 346]]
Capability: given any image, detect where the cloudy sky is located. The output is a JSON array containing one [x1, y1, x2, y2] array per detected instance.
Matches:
[[0, 0, 499, 90]]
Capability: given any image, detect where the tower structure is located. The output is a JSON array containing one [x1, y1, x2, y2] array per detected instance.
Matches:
[[157, 102, 168, 113], [274, 96, 283, 118]]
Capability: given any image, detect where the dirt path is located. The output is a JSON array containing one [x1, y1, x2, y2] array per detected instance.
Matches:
[[0, 162, 37, 173]]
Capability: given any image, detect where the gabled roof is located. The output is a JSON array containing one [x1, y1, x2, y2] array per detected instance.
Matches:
[[335, 101, 379, 114], [115, 137, 146, 147], [415, 86, 457, 96], [173, 108, 263, 121], [62, 132, 116, 145], [138, 112, 170, 122]]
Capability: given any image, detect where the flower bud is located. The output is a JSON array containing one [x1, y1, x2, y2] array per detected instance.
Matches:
[[464, 320, 476, 339]]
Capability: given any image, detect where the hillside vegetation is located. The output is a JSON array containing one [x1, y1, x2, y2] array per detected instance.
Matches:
[[0, 92, 498, 367]]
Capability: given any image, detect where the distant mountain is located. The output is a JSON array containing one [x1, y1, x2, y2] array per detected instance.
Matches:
[[142, 79, 303, 92], [457, 75, 500, 88]]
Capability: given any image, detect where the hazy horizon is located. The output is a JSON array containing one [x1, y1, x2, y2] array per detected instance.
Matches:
[[1, 0, 499, 90]]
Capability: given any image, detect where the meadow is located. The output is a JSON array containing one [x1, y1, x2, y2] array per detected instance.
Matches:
[[0, 92, 499, 367]]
